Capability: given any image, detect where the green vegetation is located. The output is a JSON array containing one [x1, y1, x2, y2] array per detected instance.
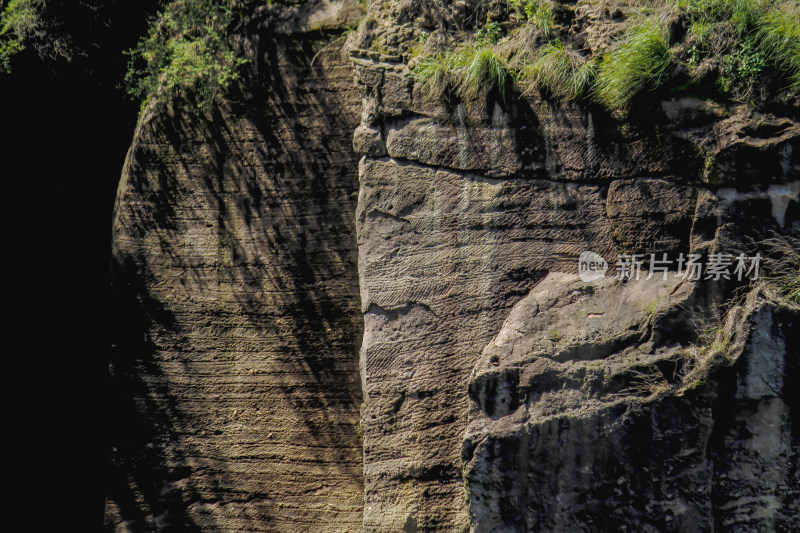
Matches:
[[754, 7, 800, 91], [718, 37, 768, 93], [547, 329, 562, 342], [459, 43, 509, 99], [414, 43, 509, 100], [124, 0, 248, 110], [413, 51, 454, 96], [594, 20, 673, 109], [683, 0, 800, 99], [0, 0, 43, 73], [758, 233, 800, 306], [412, 0, 798, 109], [683, 0, 767, 35], [520, 40, 597, 100], [511, 0, 554, 37], [413, 20, 511, 101], [476, 20, 503, 44], [782, 272, 800, 305]]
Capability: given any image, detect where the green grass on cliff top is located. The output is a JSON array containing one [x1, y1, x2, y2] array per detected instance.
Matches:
[[412, 0, 800, 109]]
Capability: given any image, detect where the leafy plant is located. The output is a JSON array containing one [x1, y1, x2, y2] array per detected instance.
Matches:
[[509, 0, 554, 36], [477, 19, 503, 44], [683, 0, 799, 96], [124, 0, 248, 110], [594, 20, 673, 109], [521, 39, 596, 99], [717, 37, 768, 94], [0, 0, 43, 73]]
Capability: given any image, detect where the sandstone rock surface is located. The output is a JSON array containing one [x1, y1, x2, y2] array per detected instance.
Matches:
[[107, 1, 800, 531], [465, 278, 799, 532], [106, 7, 364, 531]]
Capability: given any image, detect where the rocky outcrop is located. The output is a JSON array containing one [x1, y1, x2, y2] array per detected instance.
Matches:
[[107, 1, 800, 532], [106, 6, 364, 531], [464, 276, 799, 532], [349, 3, 799, 530]]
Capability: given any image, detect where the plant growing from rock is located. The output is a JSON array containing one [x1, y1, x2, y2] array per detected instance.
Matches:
[[594, 19, 673, 109], [413, 18, 511, 101], [124, 0, 248, 111], [0, 0, 43, 72], [510, 0, 555, 37], [520, 39, 597, 99]]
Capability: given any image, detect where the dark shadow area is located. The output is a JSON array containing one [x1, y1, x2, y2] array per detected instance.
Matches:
[[1, 2, 158, 531]]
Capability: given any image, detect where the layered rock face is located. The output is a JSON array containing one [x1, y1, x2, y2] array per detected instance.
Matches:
[[350, 42, 798, 533], [106, 5, 365, 531], [465, 276, 799, 532], [108, 1, 800, 532]]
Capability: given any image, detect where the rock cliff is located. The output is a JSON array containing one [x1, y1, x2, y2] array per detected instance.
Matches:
[[107, 5, 365, 530], [107, 1, 799, 531]]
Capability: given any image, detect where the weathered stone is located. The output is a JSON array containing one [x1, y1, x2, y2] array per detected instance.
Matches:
[[606, 178, 698, 254], [689, 108, 799, 185], [353, 124, 387, 157], [106, 13, 364, 533], [384, 114, 522, 177], [464, 276, 799, 533], [107, 1, 800, 531]]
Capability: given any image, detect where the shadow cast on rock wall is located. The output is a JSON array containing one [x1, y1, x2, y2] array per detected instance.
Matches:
[[106, 26, 364, 532]]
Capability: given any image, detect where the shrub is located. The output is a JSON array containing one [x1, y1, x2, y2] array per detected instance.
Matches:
[[0, 0, 43, 73], [521, 39, 596, 99], [125, 0, 248, 110], [594, 20, 673, 109]]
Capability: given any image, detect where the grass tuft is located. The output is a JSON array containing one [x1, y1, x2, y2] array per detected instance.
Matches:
[[413, 51, 455, 97], [457, 43, 509, 100], [754, 6, 800, 91], [521, 39, 597, 99], [594, 19, 673, 109], [413, 42, 510, 101], [758, 233, 800, 306]]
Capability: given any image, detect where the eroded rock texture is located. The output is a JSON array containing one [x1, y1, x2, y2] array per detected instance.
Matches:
[[464, 279, 799, 533], [350, 4, 800, 529], [107, 1, 800, 532], [106, 6, 364, 531]]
